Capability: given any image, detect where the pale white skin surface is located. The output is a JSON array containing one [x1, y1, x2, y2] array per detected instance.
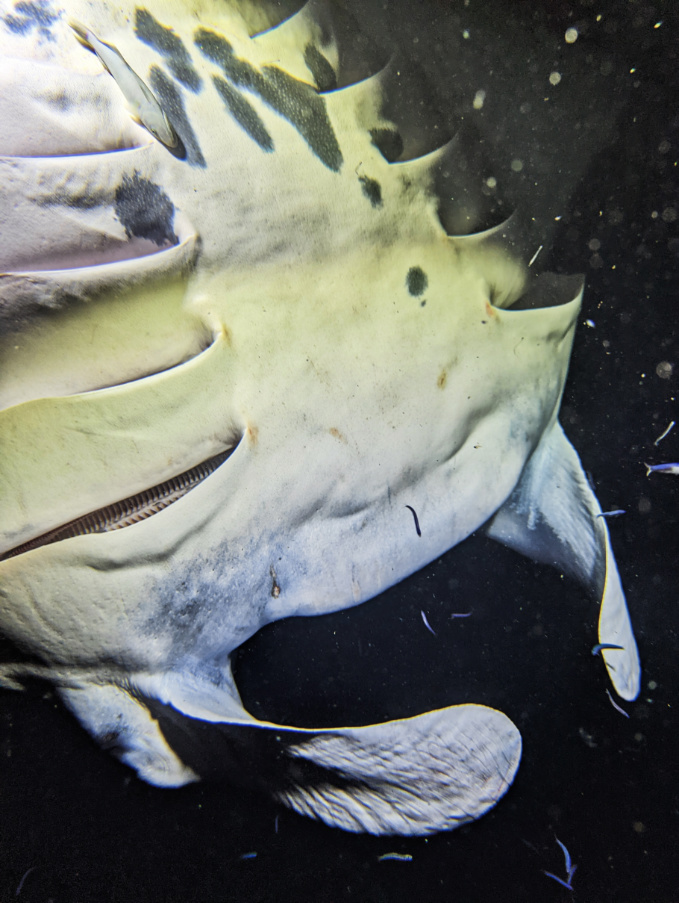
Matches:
[[0, 0, 638, 834]]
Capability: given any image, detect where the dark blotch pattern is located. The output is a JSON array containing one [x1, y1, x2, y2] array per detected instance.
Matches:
[[195, 28, 343, 172], [213, 76, 273, 152], [358, 175, 382, 208], [370, 127, 404, 163], [3, 0, 59, 39], [135, 8, 202, 92], [149, 66, 205, 167], [114, 172, 177, 246], [406, 266, 428, 297], [303, 44, 337, 92]]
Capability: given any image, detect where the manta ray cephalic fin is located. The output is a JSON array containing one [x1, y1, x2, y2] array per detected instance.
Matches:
[[50, 669, 521, 836], [486, 420, 640, 701]]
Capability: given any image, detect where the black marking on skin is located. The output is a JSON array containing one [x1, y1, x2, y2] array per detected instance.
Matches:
[[358, 175, 382, 208], [405, 505, 422, 537], [370, 127, 404, 163], [406, 266, 428, 297], [114, 172, 177, 246], [148, 66, 204, 166], [0, 449, 233, 562], [262, 66, 343, 172], [194, 29, 343, 172], [213, 75, 273, 152], [3, 0, 59, 40], [135, 8, 202, 92], [303, 44, 337, 92]]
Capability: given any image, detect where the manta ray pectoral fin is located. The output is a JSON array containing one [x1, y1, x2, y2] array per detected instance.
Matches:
[[485, 421, 640, 701], [48, 670, 521, 836]]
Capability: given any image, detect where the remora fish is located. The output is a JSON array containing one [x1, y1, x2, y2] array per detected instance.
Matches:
[[0, 0, 639, 836]]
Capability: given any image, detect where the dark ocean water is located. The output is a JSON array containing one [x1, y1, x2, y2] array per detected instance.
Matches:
[[1, 0, 678, 901]]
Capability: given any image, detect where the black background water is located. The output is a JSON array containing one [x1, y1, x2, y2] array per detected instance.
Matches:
[[1, 0, 678, 900]]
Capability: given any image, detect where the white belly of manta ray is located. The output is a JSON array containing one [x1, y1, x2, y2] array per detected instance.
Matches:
[[0, 0, 639, 835]]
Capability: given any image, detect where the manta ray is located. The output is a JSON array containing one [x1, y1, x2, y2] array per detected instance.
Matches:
[[0, 0, 640, 835]]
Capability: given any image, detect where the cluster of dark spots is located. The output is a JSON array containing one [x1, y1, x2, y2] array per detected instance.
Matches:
[[135, 8, 202, 92], [194, 28, 343, 171], [406, 265, 428, 297], [303, 43, 337, 92], [3, 0, 59, 39], [213, 75, 273, 152], [114, 172, 177, 246], [369, 127, 403, 163], [358, 174, 382, 208], [149, 66, 204, 166]]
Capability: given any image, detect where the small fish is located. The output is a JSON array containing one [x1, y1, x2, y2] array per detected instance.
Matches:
[[596, 509, 626, 518], [239, 852, 258, 860], [606, 688, 630, 718], [528, 245, 543, 267], [378, 852, 413, 862], [15, 866, 36, 898], [591, 643, 624, 656], [654, 420, 675, 445], [69, 20, 180, 153], [542, 837, 576, 891], [420, 610, 436, 636], [450, 611, 473, 619], [645, 462, 679, 476], [405, 505, 421, 536], [555, 837, 572, 876], [542, 870, 574, 891]]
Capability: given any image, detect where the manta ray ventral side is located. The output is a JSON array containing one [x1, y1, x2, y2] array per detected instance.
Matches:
[[0, 0, 639, 835]]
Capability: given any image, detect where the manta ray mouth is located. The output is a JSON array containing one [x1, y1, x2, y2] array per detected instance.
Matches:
[[0, 449, 234, 562]]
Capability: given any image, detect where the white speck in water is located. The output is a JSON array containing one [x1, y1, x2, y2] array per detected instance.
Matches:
[[565, 27, 578, 44], [473, 89, 486, 110], [549, 71, 562, 86], [511, 158, 524, 172], [486, 176, 497, 189], [656, 360, 673, 379], [462, 28, 470, 39], [585, 319, 596, 328]]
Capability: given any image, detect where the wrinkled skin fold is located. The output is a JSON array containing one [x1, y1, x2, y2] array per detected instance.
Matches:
[[0, 0, 639, 835]]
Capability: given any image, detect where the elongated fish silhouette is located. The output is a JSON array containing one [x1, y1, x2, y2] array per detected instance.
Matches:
[[0, 0, 639, 835]]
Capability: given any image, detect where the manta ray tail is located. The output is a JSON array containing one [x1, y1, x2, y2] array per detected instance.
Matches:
[[486, 420, 640, 701], [49, 670, 520, 836]]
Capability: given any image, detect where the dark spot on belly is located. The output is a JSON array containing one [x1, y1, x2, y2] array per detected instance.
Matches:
[[195, 28, 343, 171], [114, 172, 177, 245], [3, 0, 60, 40], [149, 66, 205, 166], [213, 75, 273, 152], [406, 266, 428, 297], [303, 44, 337, 92], [358, 175, 382, 208], [135, 8, 202, 92], [437, 369, 447, 389]]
